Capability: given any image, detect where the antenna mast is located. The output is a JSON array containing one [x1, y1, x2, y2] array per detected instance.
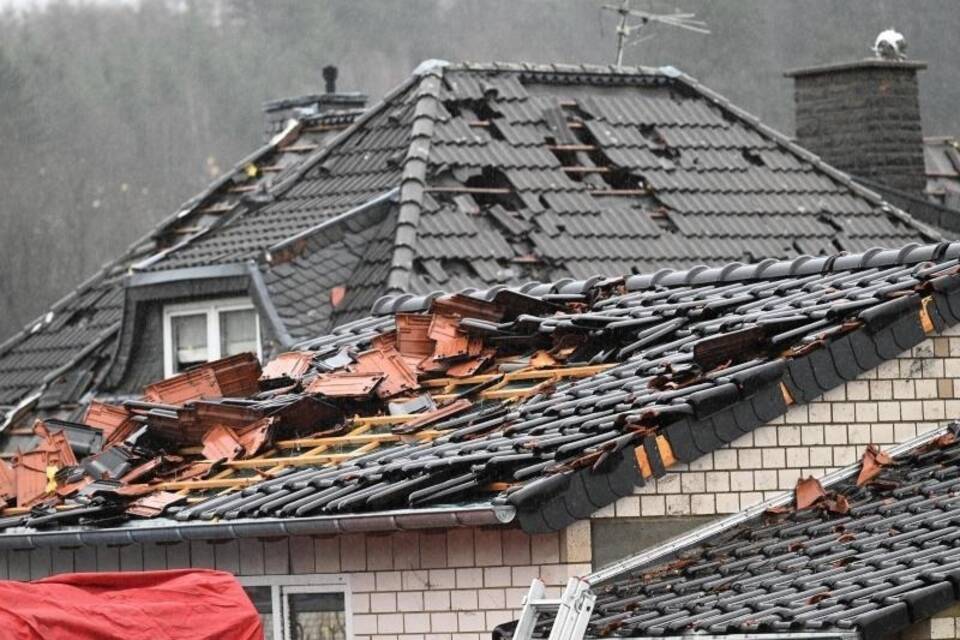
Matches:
[[602, 0, 710, 68]]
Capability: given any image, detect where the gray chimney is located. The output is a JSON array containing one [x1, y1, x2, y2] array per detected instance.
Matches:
[[785, 58, 927, 194], [262, 66, 367, 142]]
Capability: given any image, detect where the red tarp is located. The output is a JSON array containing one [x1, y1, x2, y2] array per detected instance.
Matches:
[[0, 569, 263, 640]]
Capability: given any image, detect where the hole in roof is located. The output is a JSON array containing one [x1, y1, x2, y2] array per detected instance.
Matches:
[[649, 207, 678, 233], [64, 307, 98, 330], [440, 257, 478, 279], [818, 212, 843, 234], [742, 148, 764, 167], [463, 167, 524, 210]]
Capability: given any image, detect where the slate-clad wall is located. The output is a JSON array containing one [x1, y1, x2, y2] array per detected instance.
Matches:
[[0, 524, 591, 640], [789, 60, 926, 194], [598, 325, 960, 522]]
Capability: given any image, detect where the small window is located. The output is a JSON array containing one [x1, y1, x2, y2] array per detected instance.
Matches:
[[241, 578, 349, 640], [284, 589, 346, 640], [163, 298, 261, 377]]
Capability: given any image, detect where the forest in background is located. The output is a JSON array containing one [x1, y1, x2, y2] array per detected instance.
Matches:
[[1, 0, 959, 339]]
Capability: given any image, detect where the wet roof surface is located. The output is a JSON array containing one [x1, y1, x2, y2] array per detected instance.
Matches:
[[582, 426, 960, 639], [0, 61, 938, 418], [3, 242, 960, 540]]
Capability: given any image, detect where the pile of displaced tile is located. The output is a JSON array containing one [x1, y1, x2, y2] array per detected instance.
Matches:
[[580, 428, 960, 638], [3, 242, 960, 534]]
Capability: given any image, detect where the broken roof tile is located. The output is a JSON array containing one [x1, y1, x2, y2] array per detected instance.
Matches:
[[201, 426, 245, 463], [351, 347, 419, 397], [577, 425, 960, 640], [305, 372, 384, 398], [260, 352, 316, 383], [126, 491, 186, 518]]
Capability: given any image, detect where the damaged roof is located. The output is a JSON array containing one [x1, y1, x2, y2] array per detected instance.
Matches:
[[570, 424, 960, 639], [3, 241, 960, 546], [0, 61, 942, 456], [150, 61, 940, 339], [0, 108, 364, 409]]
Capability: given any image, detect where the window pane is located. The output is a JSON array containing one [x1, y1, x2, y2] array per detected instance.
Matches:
[[171, 313, 208, 372], [287, 592, 345, 640], [243, 586, 275, 640], [220, 308, 258, 357]]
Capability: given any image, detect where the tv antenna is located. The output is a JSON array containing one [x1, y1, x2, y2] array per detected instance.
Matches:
[[602, 0, 710, 67]]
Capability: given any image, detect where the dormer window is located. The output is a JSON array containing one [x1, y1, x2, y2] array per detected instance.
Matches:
[[162, 298, 260, 376]]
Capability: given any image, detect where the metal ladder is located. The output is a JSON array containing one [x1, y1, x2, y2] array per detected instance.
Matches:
[[513, 577, 596, 640]]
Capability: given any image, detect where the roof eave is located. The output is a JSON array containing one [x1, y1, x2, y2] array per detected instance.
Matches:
[[0, 503, 516, 551]]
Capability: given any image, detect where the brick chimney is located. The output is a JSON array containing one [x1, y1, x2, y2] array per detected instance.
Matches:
[[785, 58, 927, 194], [262, 65, 367, 141]]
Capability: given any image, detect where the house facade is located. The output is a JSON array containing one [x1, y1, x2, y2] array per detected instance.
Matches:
[[0, 61, 958, 640], [4, 322, 959, 640]]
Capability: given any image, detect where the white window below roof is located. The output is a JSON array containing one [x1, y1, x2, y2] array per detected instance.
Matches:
[[239, 575, 351, 640], [162, 297, 261, 377]]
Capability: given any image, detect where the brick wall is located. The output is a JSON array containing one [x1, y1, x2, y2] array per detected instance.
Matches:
[[597, 326, 959, 520], [789, 60, 926, 194]]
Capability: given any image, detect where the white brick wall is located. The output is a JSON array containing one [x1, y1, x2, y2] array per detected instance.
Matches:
[[597, 331, 960, 518]]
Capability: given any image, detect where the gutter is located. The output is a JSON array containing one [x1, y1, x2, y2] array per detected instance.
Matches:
[[585, 423, 952, 585], [0, 504, 515, 551]]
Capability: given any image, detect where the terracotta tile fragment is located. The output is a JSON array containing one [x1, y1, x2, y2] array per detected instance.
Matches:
[[856, 444, 893, 486], [305, 372, 385, 397], [260, 352, 315, 382], [202, 426, 245, 462], [795, 476, 826, 510]]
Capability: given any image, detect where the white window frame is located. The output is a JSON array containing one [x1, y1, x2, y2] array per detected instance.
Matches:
[[238, 574, 352, 640], [162, 297, 261, 377]]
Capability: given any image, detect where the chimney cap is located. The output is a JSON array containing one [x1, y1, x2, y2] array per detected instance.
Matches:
[[784, 58, 926, 78]]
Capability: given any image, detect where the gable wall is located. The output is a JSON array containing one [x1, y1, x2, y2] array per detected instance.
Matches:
[[591, 324, 960, 567]]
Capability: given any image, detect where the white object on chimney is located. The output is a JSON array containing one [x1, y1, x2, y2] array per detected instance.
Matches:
[[873, 29, 907, 60]]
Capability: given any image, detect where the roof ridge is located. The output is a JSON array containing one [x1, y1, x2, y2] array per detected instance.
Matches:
[[384, 64, 446, 294], [444, 60, 666, 77], [369, 241, 960, 316]]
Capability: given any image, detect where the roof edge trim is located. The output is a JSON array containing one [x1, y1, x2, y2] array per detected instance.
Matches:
[[0, 504, 515, 550], [125, 263, 250, 289], [585, 423, 953, 585]]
